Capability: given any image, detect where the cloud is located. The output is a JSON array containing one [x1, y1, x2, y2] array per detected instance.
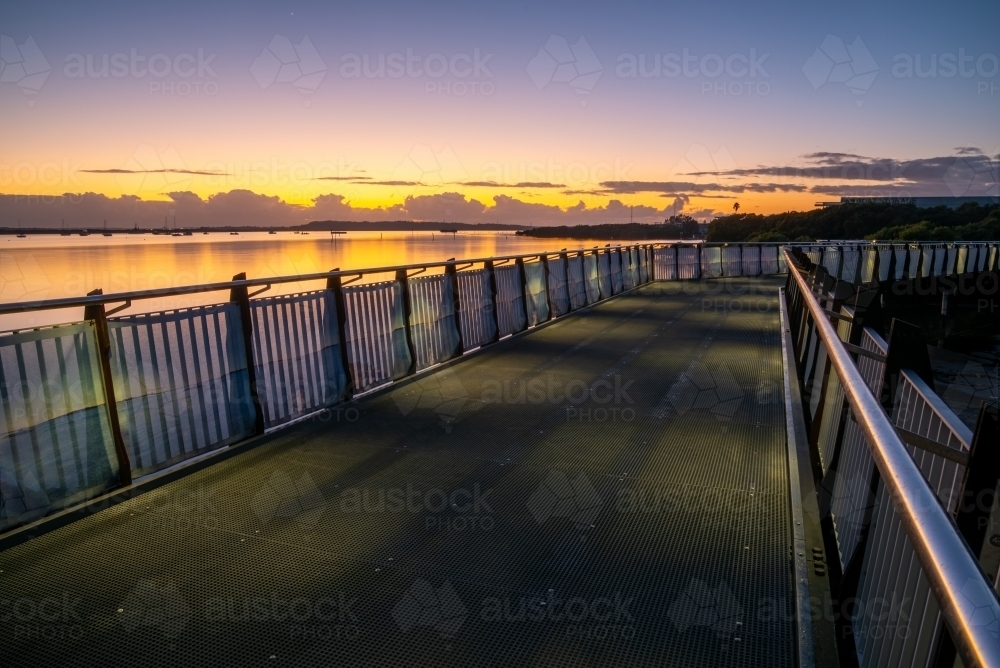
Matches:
[[81, 168, 227, 176], [684, 150, 998, 185], [460, 181, 566, 189], [0, 190, 684, 228], [314, 175, 371, 181], [658, 193, 736, 199], [355, 180, 425, 186], [597, 181, 807, 194]]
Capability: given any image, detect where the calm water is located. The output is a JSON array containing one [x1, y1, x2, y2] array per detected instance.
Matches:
[[0, 231, 628, 330]]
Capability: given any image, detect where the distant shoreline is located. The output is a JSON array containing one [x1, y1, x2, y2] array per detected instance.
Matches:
[[0, 220, 527, 235]]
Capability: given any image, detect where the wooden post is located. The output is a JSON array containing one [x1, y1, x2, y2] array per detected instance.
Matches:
[[84, 289, 132, 486], [444, 260, 465, 354], [395, 269, 418, 376], [326, 269, 355, 400], [230, 273, 265, 436]]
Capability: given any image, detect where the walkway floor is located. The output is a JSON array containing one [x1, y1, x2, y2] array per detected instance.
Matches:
[[2, 277, 793, 667]]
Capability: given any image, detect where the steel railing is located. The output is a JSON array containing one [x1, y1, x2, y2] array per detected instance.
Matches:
[[784, 248, 1000, 668], [3, 243, 692, 535]]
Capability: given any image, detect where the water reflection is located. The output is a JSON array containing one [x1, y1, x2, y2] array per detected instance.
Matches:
[[0, 231, 629, 330]]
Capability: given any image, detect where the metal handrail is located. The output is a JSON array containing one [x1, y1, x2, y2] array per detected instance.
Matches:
[[0, 243, 653, 316], [5, 238, 986, 317], [785, 248, 1000, 667]]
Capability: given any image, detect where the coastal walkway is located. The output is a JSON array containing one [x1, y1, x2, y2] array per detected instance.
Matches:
[[1, 277, 795, 667]]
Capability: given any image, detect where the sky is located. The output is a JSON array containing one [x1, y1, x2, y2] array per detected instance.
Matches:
[[1, 0, 998, 227]]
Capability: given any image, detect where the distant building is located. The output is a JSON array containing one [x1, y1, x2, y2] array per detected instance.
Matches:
[[816, 196, 999, 209]]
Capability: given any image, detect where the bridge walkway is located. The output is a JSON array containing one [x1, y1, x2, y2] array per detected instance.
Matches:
[[2, 277, 793, 667]]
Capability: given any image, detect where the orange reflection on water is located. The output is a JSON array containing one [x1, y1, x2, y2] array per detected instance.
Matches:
[[0, 231, 629, 330]]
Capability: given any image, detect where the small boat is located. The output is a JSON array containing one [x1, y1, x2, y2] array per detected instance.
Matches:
[[16, 233, 26, 238], [230, 232, 239, 235], [183, 231, 193, 236], [268, 230, 276, 234], [103, 233, 113, 237], [301, 232, 309, 235], [79, 230, 90, 236], [60, 232, 71, 236], [203, 232, 209, 235], [171, 233, 183, 237]]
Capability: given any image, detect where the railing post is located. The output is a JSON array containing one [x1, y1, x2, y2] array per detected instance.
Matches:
[[869, 244, 881, 285], [230, 273, 265, 436], [394, 269, 418, 376], [696, 243, 702, 279], [444, 259, 465, 354], [673, 244, 679, 279], [879, 318, 934, 415], [484, 259, 501, 342], [540, 253, 553, 320], [326, 269, 355, 400], [83, 289, 132, 487], [592, 248, 602, 300], [515, 256, 530, 324], [557, 250, 570, 308], [955, 402, 1000, 558]]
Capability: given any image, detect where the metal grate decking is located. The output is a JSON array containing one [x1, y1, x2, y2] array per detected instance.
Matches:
[[1, 278, 794, 667]]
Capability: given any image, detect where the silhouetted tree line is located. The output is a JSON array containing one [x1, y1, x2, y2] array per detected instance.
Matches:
[[706, 202, 1000, 242], [516, 223, 684, 240]]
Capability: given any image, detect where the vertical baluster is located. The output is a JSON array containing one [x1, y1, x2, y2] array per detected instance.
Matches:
[[84, 289, 132, 486], [230, 273, 265, 436]]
